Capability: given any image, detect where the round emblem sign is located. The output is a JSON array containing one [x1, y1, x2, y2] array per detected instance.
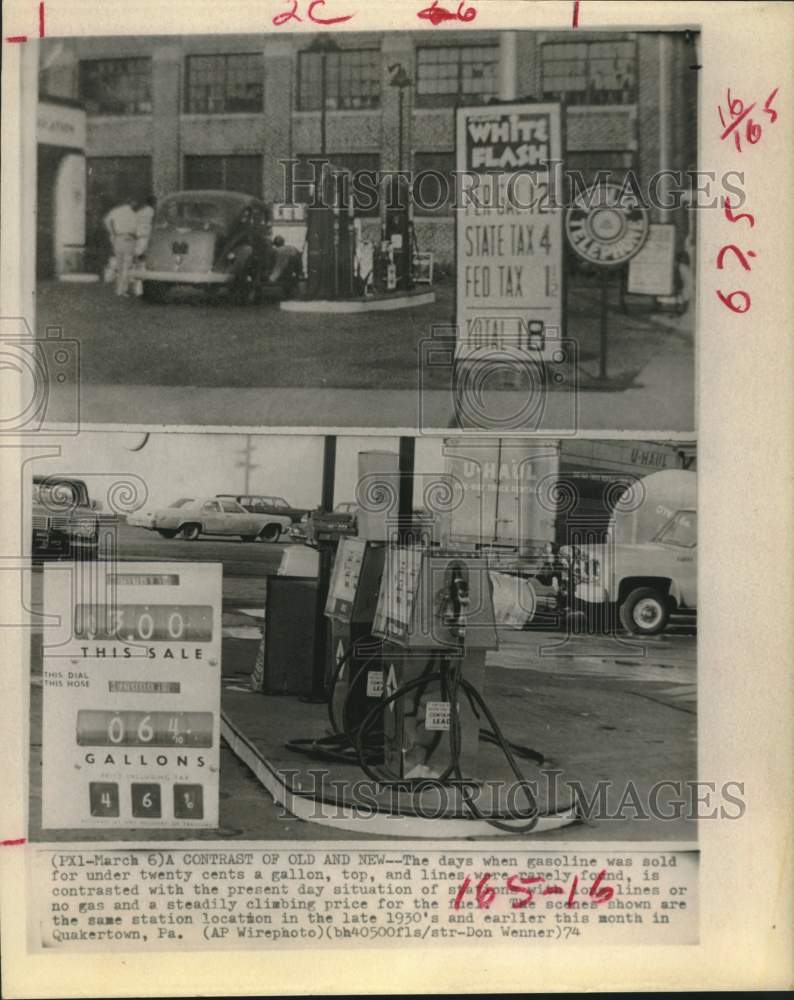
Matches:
[[565, 182, 650, 266]]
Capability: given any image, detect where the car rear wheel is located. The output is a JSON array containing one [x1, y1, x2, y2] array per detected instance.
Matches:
[[259, 524, 282, 543], [178, 523, 201, 541], [619, 587, 670, 636], [157, 529, 178, 539]]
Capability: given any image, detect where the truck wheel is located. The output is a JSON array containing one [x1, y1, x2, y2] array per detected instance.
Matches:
[[179, 523, 201, 541], [619, 587, 669, 636], [259, 524, 281, 543]]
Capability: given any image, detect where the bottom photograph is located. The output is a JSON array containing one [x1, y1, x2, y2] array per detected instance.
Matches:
[[27, 432, 697, 845]]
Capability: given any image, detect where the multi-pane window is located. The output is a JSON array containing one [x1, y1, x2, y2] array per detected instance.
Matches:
[[292, 154, 381, 215], [415, 46, 498, 108], [297, 50, 381, 111], [183, 155, 262, 198], [541, 40, 637, 105], [565, 150, 637, 187], [413, 151, 455, 216], [185, 54, 264, 114], [79, 58, 152, 115]]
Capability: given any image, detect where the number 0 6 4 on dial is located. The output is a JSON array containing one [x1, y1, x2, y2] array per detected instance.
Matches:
[[76, 710, 214, 747]]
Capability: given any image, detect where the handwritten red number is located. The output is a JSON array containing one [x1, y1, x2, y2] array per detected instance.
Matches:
[[506, 875, 544, 909], [723, 197, 755, 228], [475, 873, 496, 908], [716, 245, 756, 271], [308, 0, 354, 25], [452, 875, 470, 909], [763, 87, 779, 124], [588, 869, 614, 905], [273, 0, 301, 25], [716, 290, 751, 313], [418, 1, 476, 26]]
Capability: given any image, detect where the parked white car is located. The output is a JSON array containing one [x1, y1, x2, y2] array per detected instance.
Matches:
[[128, 497, 291, 542], [564, 508, 697, 635]]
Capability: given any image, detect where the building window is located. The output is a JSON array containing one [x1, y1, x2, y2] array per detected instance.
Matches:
[[541, 40, 637, 105], [185, 54, 264, 114], [565, 150, 637, 187], [413, 151, 455, 216], [415, 46, 498, 109], [292, 154, 381, 215], [183, 155, 263, 198], [297, 50, 381, 111], [79, 58, 152, 115]]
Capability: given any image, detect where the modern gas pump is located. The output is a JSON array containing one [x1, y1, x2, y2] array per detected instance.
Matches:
[[370, 545, 498, 780], [324, 537, 386, 738], [322, 450, 400, 745]]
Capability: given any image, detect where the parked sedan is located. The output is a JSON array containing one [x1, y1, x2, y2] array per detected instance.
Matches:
[[133, 190, 281, 305], [128, 497, 291, 542], [216, 494, 310, 524]]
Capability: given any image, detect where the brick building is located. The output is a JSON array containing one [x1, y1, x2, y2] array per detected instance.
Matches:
[[39, 29, 698, 274]]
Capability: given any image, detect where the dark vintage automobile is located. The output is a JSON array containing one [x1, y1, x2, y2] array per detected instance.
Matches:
[[216, 494, 310, 524], [134, 190, 301, 304], [32, 476, 102, 558]]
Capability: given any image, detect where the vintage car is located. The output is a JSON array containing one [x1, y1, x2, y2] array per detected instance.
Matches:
[[563, 508, 697, 635], [216, 494, 310, 524], [296, 502, 359, 544], [128, 496, 291, 542], [134, 190, 294, 304], [32, 475, 101, 557]]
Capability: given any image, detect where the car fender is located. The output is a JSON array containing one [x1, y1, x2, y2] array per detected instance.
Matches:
[[226, 243, 254, 277]]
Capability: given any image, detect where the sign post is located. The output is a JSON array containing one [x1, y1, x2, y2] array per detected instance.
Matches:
[[565, 182, 650, 388], [41, 562, 222, 830], [456, 102, 564, 364]]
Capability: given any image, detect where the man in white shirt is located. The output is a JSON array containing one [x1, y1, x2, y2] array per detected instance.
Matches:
[[104, 198, 138, 296]]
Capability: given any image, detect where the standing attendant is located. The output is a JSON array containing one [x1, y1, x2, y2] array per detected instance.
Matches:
[[135, 195, 157, 261], [104, 197, 138, 297]]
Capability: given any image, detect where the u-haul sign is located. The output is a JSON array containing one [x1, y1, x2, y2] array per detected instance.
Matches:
[[41, 562, 222, 830], [456, 102, 564, 363]]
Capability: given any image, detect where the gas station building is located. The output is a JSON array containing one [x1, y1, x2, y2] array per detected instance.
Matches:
[[38, 29, 698, 277]]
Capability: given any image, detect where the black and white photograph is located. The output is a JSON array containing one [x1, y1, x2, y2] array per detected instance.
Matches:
[[27, 431, 697, 843], [34, 25, 698, 431], [2, 0, 792, 994]]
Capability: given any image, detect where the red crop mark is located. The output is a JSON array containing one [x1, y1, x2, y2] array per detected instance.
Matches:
[[572, 0, 580, 28], [1, 838, 27, 847], [5, 1, 44, 42]]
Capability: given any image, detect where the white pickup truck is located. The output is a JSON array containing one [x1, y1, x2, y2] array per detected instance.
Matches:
[[565, 507, 697, 635]]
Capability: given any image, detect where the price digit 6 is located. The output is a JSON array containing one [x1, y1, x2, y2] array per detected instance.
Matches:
[[137, 714, 154, 743], [142, 791, 153, 809]]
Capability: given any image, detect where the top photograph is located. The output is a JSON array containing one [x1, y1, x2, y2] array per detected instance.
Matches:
[[33, 27, 698, 432]]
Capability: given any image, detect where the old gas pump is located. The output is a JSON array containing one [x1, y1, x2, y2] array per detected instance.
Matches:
[[371, 545, 497, 780], [305, 162, 356, 300], [380, 175, 414, 293]]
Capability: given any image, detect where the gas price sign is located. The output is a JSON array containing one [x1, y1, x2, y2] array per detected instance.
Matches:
[[456, 102, 563, 363], [41, 563, 222, 830]]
